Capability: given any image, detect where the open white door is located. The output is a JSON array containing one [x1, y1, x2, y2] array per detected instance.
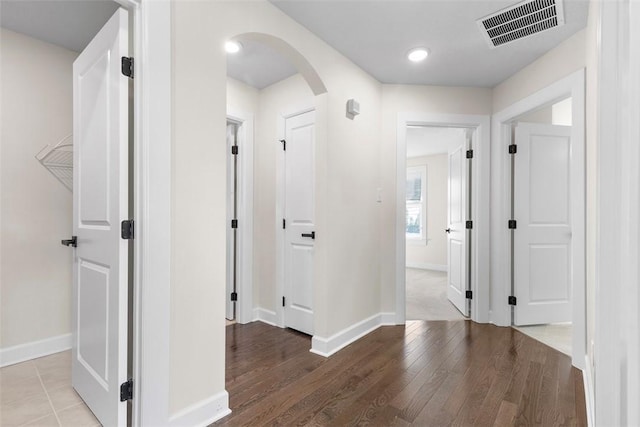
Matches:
[[513, 123, 572, 325], [283, 110, 315, 335], [71, 9, 129, 426], [226, 122, 237, 321], [446, 132, 469, 317]]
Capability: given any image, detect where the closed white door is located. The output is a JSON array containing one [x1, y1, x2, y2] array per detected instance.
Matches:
[[283, 110, 315, 335], [71, 9, 129, 426], [447, 133, 469, 316], [514, 123, 572, 325]]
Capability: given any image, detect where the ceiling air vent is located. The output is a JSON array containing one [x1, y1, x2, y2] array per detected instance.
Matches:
[[477, 0, 565, 48]]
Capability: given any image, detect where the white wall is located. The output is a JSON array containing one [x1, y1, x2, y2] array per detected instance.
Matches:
[[227, 77, 259, 115], [405, 154, 447, 269], [0, 29, 76, 354], [379, 85, 493, 313], [171, 0, 382, 415]]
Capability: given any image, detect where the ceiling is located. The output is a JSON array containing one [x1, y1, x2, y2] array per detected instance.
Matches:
[[406, 126, 465, 158], [0, 0, 589, 89], [0, 1, 119, 53], [270, 0, 589, 87]]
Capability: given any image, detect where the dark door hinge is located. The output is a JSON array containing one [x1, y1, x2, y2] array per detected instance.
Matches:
[[231, 145, 238, 155], [120, 379, 133, 401], [508, 220, 517, 229], [280, 139, 286, 151], [282, 296, 286, 307], [508, 144, 517, 154], [231, 219, 238, 229], [508, 296, 517, 306], [230, 292, 238, 302], [121, 220, 134, 240], [121, 57, 134, 79], [283, 219, 286, 229], [466, 290, 473, 299], [466, 149, 473, 159], [466, 220, 473, 229]]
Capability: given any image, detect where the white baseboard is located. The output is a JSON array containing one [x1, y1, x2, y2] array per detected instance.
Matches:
[[583, 355, 595, 427], [0, 333, 72, 368], [406, 262, 447, 272], [310, 312, 395, 357], [253, 307, 278, 327], [169, 390, 230, 427]]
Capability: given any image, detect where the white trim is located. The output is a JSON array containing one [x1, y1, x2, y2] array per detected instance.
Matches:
[[491, 69, 586, 370], [275, 100, 315, 329], [132, 1, 173, 426], [583, 355, 595, 427], [310, 313, 395, 357], [227, 107, 255, 325], [0, 334, 72, 368], [168, 391, 231, 427], [396, 113, 491, 326], [405, 262, 447, 272], [253, 308, 278, 327]]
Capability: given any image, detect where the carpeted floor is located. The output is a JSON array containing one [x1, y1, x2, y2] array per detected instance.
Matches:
[[405, 268, 467, 321]]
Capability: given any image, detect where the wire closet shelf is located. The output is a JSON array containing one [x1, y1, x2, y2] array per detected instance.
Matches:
[[35, 134, 73, 192]]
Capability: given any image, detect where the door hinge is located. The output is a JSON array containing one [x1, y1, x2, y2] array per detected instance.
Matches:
[[231, 145, 239, 155], [508, 220, 517, 229], [280, 139, 286, 151], [466, 149, 474, 159], [230, 292, 238, 302], [508, 296, 517, 306], [466, 220, 473, 229], [465, 290, 473, 299], [121, 220, 134, 240], [120, 379, 133, 402], [508, 144, 517, 154], [282, 219, 286, 229], [282, 296, 286, 307], [231, 219, 238, 229], [121, 57, 134, 79]]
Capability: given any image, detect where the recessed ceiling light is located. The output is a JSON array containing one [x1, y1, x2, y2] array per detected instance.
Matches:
[[225, 41, 242, 54], [407, 48, 429, 62]]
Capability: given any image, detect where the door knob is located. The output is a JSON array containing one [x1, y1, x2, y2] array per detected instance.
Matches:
[[301, 231, 315, 239], [445, 228, 451, 234], [61, 236, 77, 247]]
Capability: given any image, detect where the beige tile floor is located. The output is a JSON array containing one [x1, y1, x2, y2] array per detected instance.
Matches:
[[0, 351, 99, 427], [514, 323, 572, 356]]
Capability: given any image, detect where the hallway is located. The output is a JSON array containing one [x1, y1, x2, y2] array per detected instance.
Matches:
[[216, 321, 586, 426]]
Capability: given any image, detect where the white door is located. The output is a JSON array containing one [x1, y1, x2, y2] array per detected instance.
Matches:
[[514, 123, 572, 325], [283, 110, 315, 335], [71, 9, 129, 426], [226, 122, 237, 321], [446, 132, 469, 316]]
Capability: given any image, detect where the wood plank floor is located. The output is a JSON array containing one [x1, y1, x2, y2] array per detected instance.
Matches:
[[214, 321, 587, 426]]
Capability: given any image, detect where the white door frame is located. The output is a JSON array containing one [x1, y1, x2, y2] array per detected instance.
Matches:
[[226, 108, 255, 325], [115, 0, 173, 426], [491, 69, 586, 370], [276, 101, 315, 329], [396, 113, 491, 325]]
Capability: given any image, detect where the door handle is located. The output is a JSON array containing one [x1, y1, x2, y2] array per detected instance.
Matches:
[[445, 228, 451, 234], [61, 236, 77, 247], [301, 231, 315, 239]]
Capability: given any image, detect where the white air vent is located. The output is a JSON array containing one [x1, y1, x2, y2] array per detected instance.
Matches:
[[477, 0, 565, 48]]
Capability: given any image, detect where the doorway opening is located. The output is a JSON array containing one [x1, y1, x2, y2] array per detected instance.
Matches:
[[508, 96, 574, 357], [396, 113, 491, 325], [404, 126, 471, 321]]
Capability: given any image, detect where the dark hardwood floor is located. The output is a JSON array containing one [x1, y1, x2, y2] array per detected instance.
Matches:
[[214, 320, 587, 426]]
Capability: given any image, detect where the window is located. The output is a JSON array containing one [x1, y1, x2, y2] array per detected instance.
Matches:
[[406, 166, 427, 242]]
